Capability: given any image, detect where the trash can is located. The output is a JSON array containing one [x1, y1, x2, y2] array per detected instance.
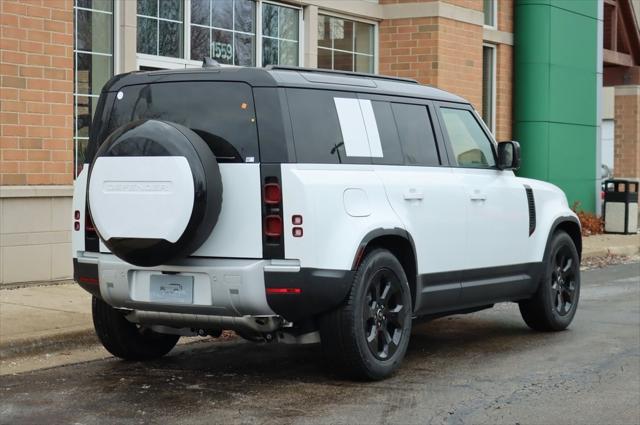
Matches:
[[603, 179, 639, 234]]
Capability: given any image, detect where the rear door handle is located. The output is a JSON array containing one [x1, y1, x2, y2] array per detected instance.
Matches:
[[403, 190, 424, 201]]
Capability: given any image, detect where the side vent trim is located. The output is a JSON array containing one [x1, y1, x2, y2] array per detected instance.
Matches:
[[524, 185, 536, 236]]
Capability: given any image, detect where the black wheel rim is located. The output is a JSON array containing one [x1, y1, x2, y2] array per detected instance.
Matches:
[[550, 245, 578, 316], [362, 268, 408, 360]]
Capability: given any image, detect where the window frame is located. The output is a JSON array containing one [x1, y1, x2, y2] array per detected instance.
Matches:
[[433, 102, 499, 170], [483, 0, 498, 29], [134, 0, 303, 70], [482, 42, 497, 134], [136, 0, 186, 58], [316, 12, 378, 74], [260, 0, 304, 67]]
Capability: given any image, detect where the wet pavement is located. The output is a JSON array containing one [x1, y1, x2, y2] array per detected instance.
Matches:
[[1, 263, 639, 425]]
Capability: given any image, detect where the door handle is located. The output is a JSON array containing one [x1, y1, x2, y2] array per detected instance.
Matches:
[[469, 189, 487, 201], [403, 190, 424, 201]]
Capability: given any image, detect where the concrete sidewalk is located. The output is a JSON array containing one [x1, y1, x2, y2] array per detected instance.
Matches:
[[1, 233, 638, 360]]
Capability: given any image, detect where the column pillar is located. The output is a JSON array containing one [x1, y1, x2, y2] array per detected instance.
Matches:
[[614, 85, 640, 179]]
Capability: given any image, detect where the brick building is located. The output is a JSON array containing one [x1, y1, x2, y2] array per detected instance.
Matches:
[[0, 0, 638, 284]]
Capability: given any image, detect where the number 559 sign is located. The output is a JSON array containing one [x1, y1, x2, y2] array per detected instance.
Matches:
[[212, 41, 232, 61]]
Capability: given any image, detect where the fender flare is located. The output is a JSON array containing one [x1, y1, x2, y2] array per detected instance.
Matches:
[[351, 227, 417, 270], [546, 215, 582, 258]]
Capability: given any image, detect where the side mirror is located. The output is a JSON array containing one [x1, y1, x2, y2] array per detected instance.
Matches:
[[497, 141, 521, 171]]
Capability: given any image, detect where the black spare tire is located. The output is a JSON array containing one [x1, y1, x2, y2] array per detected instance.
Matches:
[[88, 119, 222, 267]]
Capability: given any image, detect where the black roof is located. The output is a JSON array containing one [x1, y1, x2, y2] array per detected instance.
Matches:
[[102, 66, 467, 104]]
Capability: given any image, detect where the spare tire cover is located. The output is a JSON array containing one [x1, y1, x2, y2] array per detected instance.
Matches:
[[88, 119, 222, 267]]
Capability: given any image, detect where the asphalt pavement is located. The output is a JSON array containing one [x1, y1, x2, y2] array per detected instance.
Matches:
[[1, 262, 638, 425]]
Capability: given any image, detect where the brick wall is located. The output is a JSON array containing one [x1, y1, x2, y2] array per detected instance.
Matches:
[[498, 0, 513, 32], [495, 43, 512, 141], [0, 0, 74, 186], [379, 16, 483, 114], [614, 89, 640, 179], [380, 1, 514, 140], [497, 1, 513, 141], [380, 0, 482, 11]]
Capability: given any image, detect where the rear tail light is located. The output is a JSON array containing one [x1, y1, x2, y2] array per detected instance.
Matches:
[[261, 170, 284, 258], [85, 212, 96, 232], [264, 215, 282, 238], [84, 206, 99, 252], [264, 183, 282, 204]]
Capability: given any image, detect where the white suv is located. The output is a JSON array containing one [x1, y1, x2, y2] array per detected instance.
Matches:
[[72, 66, 582, 380]]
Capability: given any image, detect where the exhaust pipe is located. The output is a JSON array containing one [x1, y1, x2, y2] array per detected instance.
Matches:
[[126, 311, 283, 334]]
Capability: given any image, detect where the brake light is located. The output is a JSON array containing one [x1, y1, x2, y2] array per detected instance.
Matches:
[[264, 183, 281, 204], [85, 210, 96, 233], [265, 215, 282, 237]]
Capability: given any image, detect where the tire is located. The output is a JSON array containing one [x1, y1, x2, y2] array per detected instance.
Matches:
[[92, 296, 179, 361], [88, 119, 222, 267], [519, 231, 581, 331], [319, 249, 412, 381]]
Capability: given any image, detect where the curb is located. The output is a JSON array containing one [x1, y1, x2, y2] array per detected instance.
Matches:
[[0, 328, 98, 360], [582, 244, 640, 259]]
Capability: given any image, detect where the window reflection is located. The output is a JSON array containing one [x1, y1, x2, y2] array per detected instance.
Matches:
[[190, 0, 255, 65], [261, 2, 299, 66], [317, 15, 374, 73], [136, 0, 184, 58]]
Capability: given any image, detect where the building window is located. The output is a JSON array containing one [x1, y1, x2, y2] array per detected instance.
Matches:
[[190, 0, 256, 65], [483, 0, 497, 28], [482, 44, 496, 134], [317, 15, 375, 73], [137, 0, 184, 58], [261, 2, 300, 66], [74, 0, 114, 176]]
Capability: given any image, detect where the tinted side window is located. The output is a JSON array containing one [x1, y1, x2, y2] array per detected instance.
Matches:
[[286, 88, 369, 164], [370, 101, 403, 165], [107, 82, 259, 162], [391, 103, 440, 166], [440, 107, 496, 168]]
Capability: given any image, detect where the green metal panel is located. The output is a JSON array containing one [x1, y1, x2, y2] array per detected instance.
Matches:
[[514, 0, 598, 212], [517, 122, 550, 180], [549, 65, 597, 126]]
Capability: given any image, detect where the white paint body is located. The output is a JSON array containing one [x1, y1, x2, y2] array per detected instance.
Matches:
[[75, 161, 576, 274]]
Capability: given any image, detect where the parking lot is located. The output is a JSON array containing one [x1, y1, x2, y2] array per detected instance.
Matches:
[[1, 262, 639, 425]]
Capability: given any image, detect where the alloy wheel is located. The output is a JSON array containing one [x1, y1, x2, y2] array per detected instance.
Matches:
[[550, 245, 578, 316], [362, 268, 408, 360]]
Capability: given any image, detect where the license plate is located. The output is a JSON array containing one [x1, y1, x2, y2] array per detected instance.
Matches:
[[150, 274, 194, 304]]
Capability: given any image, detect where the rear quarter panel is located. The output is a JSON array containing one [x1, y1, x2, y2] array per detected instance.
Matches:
[[71, 167, 88, 257], [281, 164, 404, 270]]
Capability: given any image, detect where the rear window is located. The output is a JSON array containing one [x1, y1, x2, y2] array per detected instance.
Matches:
[[104, 81, 259, 162], [285, 88, 370, 164]]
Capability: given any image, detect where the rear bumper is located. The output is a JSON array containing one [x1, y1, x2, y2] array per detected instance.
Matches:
[[74, 253, 353, 323]]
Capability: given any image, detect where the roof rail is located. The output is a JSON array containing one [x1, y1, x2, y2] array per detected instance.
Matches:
[[265, 65, 419, 84]]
